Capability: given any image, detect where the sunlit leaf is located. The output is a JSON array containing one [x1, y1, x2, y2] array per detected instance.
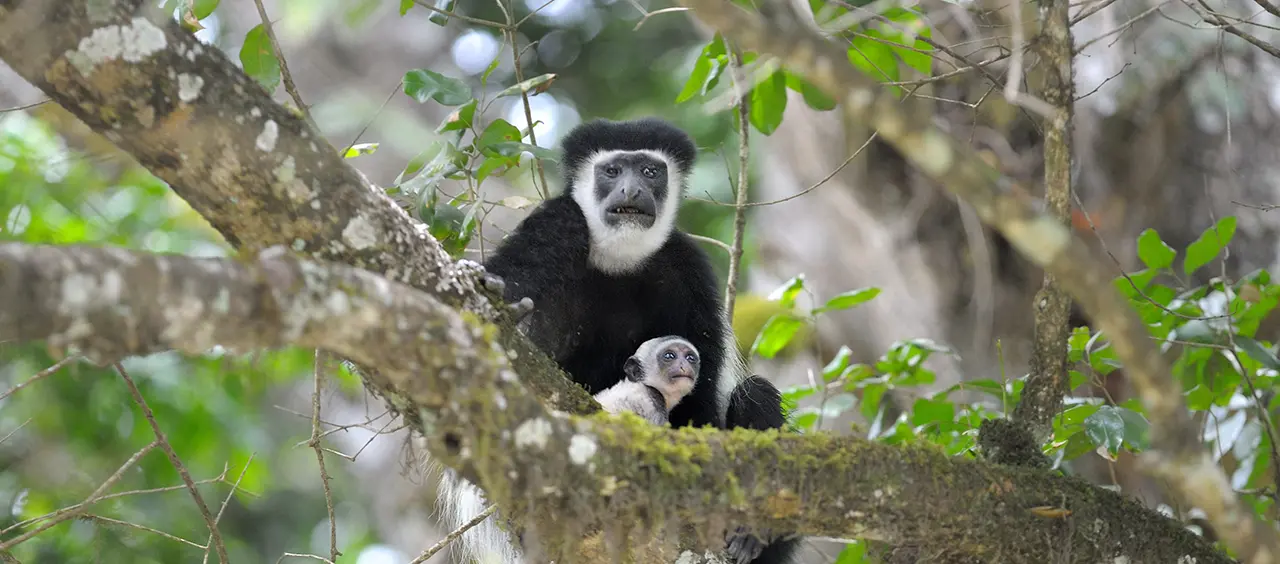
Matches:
[[1137, 228, 1176, 270], [748, 71, 787, 135], [767, 275, 806, 309], [342, 143, 379, 159], [813, 287, 881, 314], [822, 346, 854, 382], [403, 69, 473, 106], [1084, 406, 1125, 454], [1184, 216, 1237, 276], [437, 99, 478, 133], [496, 73, 557, 98], [752, 314, 805, 358], [239, 24, 281, 93]]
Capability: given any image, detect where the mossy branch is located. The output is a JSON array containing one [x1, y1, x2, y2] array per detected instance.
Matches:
[[0, 0, 597, 418], [0, 243, 1232, 563], [673, 0, 1277, 559]]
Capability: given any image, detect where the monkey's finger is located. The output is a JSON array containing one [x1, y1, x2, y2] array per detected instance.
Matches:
[[509, 297, 535, 321], [481, 272, 507, 295]]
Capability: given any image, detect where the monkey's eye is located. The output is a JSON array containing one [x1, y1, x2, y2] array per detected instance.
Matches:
[[641, 166, 658, 178], [663, 351, 676, 360], [604, 165, 621, 177], [686, 354, 697, 364]]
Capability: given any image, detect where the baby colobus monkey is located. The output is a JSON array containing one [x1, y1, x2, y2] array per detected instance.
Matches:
[[594, 336, 700, 425]]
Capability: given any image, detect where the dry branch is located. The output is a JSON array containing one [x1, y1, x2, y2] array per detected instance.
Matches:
[[0, 242, 1232, 563], [673, 0, 1280, 561], [0, 0, 597, 418]]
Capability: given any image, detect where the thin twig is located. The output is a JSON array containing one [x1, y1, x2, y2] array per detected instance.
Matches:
[[0, 355, 76, 402], [82, 514, 207, 550], [311, 350, 340, 562], [503, 3, 550, 199], [689, 233, 733, 253], [116, 363, 230, 564], [408, 505, 499, 564], [0, 98, 48, 113], [723, 38, 752, 320], [0, 441, 158, 551], [250, 0, 318, 131], [203, 455, 256, 564]]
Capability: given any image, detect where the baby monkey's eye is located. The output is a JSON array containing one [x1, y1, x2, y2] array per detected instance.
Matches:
[[604, 165, 621, 177], [686, 354, 697, 364], [641, 166, 658, 178], [663, 351, 676, 360]]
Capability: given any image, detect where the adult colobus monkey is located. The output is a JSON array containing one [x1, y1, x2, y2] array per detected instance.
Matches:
[[438, 118, 799, 563]]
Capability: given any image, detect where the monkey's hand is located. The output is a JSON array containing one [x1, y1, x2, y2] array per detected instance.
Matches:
[[480, 273, 536, 324], [724, 527, 768, 564]]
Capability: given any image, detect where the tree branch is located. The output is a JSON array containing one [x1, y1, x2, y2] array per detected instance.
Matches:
[[1011, 0, 1076, 445], [0, 242, 1232, 563], [673, 0, 1280, 560], [0, 0, 598, 418]]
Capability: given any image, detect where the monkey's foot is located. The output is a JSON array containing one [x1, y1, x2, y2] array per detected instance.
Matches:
[[725, 527, 767, 564], [509, 297, 535, 323], [481, 272, 507, 295]]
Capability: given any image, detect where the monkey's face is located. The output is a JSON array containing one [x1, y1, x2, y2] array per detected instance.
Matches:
[[593, 153, 667, 229], [655, 343, 699, 401]]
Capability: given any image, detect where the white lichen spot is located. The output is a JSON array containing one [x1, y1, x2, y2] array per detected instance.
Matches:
[[61, 272, 96, 310], [250, 107, 262, 118], [873, 489, 883, 499], [1176, 557, 1197, 564], [675, 552, 699, 564], [310, 200, 321, 210], [1113, 557, 1130, 564], [568, 434, 598, 466], [234, 115, 245, 125], [212, 288, 231, 313], [292, 238, 306, 251], [255, 120, 279, 152], [514, 417, 552, 450], [494, 393, 507, 410], [325, 292, 350, 315], [177, 73, 204, 103], [600, 476, 619, 496], [341, 214, 378, 250], [67, 17, 167, 75]]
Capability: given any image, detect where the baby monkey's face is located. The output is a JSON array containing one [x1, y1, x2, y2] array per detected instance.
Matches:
[[652, 343, 699, 408]]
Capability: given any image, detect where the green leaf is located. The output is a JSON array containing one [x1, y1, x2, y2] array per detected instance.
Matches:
[[833, 541, 868, 564], [677, 56, 714, 103], [822, 346, 854, 382], [496, 73, 557, 98], [1136, 228, 1176, 270], [823, 393, 857, 416], [910, 398, 954, 427], [437, 99, 478, 133], [752, 314, 805, 359], [767, 275, 806, 309], [1183, 216, 1237, 276], [793, 411, 819, 430], [748, 71, 787, 136], [782, 385, 818, 404], [193, 0, 220, 19], [847, 34, 899, 86], [403, 69, 473, 106], [1084, 406, 1125, 454], [1236, 336, 1280, 371], [400, 0, 415, 15], [1115, 407, 1150, 451], [1057, 403, 1100, 429], [474, 119, 524, 153], [813, 287, 881, 314], [342, 143, 379, 158], [475, 156, 512, 184], [784, 72, 837, 111], [239, 24, 281, 93], [485, 142, 559, 162]]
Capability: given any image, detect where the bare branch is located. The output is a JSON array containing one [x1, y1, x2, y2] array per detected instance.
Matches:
[[723, 38, 752, 319], [116, 363, 230, 563], [408, 505, 498, 564], [0, 355, 77, 402], [310, 351, 340, 562]]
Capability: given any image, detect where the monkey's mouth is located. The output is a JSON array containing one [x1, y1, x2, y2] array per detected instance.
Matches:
[[609, 206, 653, 217], [605, 204, 657, 227]]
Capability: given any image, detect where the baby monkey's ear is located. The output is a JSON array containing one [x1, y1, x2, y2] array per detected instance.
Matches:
[[623, 357, 644, 382]]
